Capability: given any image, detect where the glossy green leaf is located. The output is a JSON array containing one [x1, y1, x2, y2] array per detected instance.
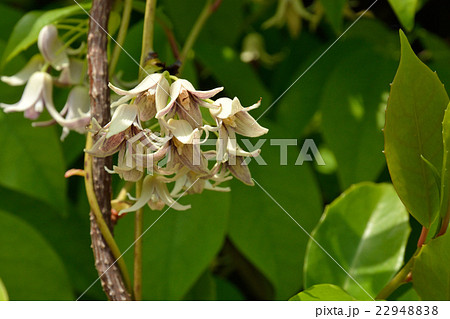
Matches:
[[384, 30, 449, 227], [2, 3, 91, 65], [276, 21, 397, 139], [0, 112, 67, 211], [289, 284, 356, 301], [413, 232, 450, 300], [321, 0, 346, 33], [115, 191, 229, 300], [0, 278, 8, 301], [321, 47, 397, 189], [304, 183, 410, 300], [387, 0, 419, 31], [0, 209, 73, 300], [228, 124, 322, 300]]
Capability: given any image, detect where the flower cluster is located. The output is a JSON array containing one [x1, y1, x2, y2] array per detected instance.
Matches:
[[88, 72, 269, 214], [0, 24, 89, 140]]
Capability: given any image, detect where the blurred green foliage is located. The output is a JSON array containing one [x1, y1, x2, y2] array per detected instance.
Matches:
[[1, 0, 450, 301]]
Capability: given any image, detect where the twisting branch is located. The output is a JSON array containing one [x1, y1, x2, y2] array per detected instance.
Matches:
[[87, 0, 132, 301]]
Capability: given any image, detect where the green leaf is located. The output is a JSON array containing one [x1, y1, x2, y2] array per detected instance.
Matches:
[[228, 124, 322, 299], [0, 209, 73, 300], [440, 103, 450, 219], [387, 0, 419, 31], [2, 3, 91, 65], [321, 0, 347, 33], [183, 270, 217, 301], [289, 284, 356, 301], [384, 30, 449, 227], [0, 185, 104, 300], [0, 278, 8, 301], [0, 112, 67, 212], [304, 183, 410, 300], [413, 232, 450, 300], [114, 191, 229, 300], [215, 277, 245, 301], [196, 42, 272, 108], [321, 47, 397, 189], [417, 29, 450, 88]]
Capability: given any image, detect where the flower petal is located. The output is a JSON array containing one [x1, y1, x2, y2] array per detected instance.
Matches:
[[0, 71, 46, 113], [234, 110, 268, 137], [119, 175, 156, 214], [106, 104, 138, 138], [56, 58, 85, 86], [227, 155, 254, 186], [155, 180, 191, 211], [1, 55, 44, 86], [155, 75, 170, 113], [210, 97, 243, 119], [111, 95, 133, 108], [38, 25, 69, 71], [167, 118, 200, 144], [109, 73, 163, 96], [155, 78, 182, 118]]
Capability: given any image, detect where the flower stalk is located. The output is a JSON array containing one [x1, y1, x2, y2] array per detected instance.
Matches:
[[109, 0, 133, 76], [178, 0, 222, 74], [139, 0, 158, 79]]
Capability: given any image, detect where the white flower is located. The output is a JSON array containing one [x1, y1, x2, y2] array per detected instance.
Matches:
[[0, 71, 53, 120], [210, 97, 268, 160], [38, 25, 70, 71], [119, 175, 191, 214], [56, 58, 86, 86], [109, 73, 169, 122], [1, 55, 44, 86], [166, 119, 210, 175], [156, 79, 223, 128]]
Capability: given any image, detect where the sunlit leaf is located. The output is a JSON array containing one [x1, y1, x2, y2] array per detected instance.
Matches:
[[304, 183, 410, 300], [321, 47, 397, 189], [0, 209, 73, 300], [384, 30, 449, 227], [413, 232, 450, 300], [289, 284, 356, 301], [2, 3, 91, 65], [0, 278, 8, 301], [387, 0, 419, 31]]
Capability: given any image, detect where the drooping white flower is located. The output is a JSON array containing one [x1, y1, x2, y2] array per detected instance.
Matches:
[[166, 118, 210, 175], [119, 175, 191, 214], [109, 73, 170, 122], [31, 85, 91, 140], [210, 97, 268, 161], [56, 58, 86, 86], [0, 55, 44, 86], [156, 79, 223, 128], [0, 71, 54, 120], [38, 25, 70, 71]]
